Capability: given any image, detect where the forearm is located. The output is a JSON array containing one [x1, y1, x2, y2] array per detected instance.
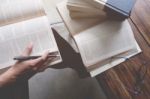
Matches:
[[0, 68, 16, 88], [0, 43, 50, 87]]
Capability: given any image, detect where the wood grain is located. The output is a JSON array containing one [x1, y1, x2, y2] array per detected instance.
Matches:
[[1, 0, 149, 99], [131, 0, 150, 45], [96, 0, 150, 98]]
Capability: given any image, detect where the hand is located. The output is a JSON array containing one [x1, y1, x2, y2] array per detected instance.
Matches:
[[0, 43, 54, 87]]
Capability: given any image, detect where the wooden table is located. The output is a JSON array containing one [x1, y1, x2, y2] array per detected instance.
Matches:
[[1, 0, 150, 99], [96, 0, 150, 99]]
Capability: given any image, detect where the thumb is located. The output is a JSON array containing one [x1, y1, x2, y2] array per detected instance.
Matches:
[[21, 43, 33, 56]]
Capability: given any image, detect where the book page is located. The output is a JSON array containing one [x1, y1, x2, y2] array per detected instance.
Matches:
[[70, 10, 104, 19], [89, 41, 141, 77], [74, 20, 136, 67], [67, 0, 97, 9], [57, 1, 106, 35], [0, 16, 61, 69], [0, 0, 45, 26], [67, 0, 102, 9]]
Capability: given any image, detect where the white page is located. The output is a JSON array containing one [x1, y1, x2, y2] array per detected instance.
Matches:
[[70, 10, 104, 19], [67, 4, 106, 16], [57, 1, 106, 35], [41, 0, 78, 52], [0, 0, 45, 26], [43, 0, 63, 24], [68, 0, 99, 7], [74, 20, 136, 67], [0, 16, 61, 69], [67, 0, 96, 10], [67, 0, 106, 19], [67, 0, 105, 9], [89, 41, 141, 77]]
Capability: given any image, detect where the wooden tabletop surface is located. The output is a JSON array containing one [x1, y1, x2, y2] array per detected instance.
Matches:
[[96, 0, 150, 99], [1, 0, 150, 99]]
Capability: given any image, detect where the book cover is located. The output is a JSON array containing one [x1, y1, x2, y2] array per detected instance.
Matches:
[[94, 0, 136, 18]]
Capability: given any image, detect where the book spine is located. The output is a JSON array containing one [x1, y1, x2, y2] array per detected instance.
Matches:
[[93, 0, 128, 20], [104, 4, 128, 20]]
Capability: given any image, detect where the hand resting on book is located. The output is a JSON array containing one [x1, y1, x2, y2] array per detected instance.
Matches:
[[0, 29, 90, 88], [0, 43, 56, 88]]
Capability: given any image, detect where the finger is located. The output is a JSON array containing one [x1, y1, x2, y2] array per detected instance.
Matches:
[[42, 51, 49, 61], [38, 58, 54, 72], [32, 59, 47, 72], [37, 56, 57, 72], [29, 51, 49, 68], [27, 57, 43, 71], [29, 57, 43, 66], [43, 58, 53, 66], [37, 51, 50, 67], [37, 52, 54, 69], [21, 43, 33, 56], [32, 67, 39, 71]]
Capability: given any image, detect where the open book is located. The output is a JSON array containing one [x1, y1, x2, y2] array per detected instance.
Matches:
[[57, 1, 141, 76], [57, 1, 106, 35], [0, 0, 62, 70]]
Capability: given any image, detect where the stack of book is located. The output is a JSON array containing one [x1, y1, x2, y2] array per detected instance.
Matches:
[[56, 0, 141, 77], [67, 0, 107, 19], [67, 0, 136, 19]]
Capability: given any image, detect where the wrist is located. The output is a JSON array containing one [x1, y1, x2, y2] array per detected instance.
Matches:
[[0, 68, 17, 87]]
